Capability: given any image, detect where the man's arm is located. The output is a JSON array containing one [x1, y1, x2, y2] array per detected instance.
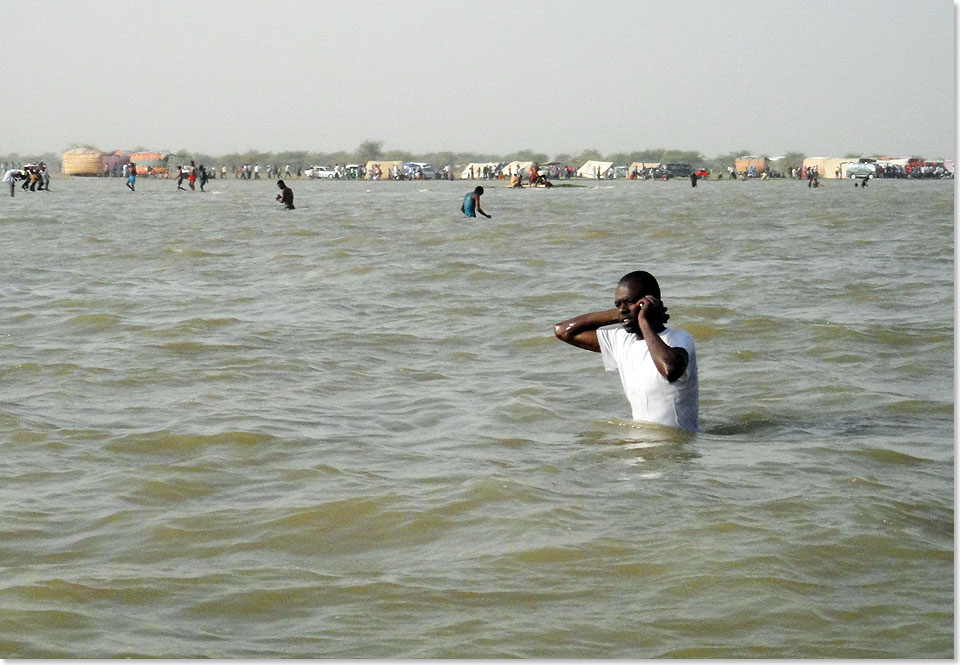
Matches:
[[476, 194, 491, 218], [636, 295, 688, 382], [554, 308, 620, 352]]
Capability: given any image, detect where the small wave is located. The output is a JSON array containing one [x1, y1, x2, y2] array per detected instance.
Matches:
[[521, 291, 585, 306], [884, 399, 953, 417], [148, 317, 242, 336], [512, 545, 588, 564], [153, 341, 257, 356], [129, 477, 219, 503], [705, 414, 784, 436], [105, 430, 277, 454], [163, 247, 227, 258], [0, 362, 83, 378], [4, 578, 165, 606], [397, 368, 449, 382], [511, 335, 555, 349], [0, 608, 94, 633], [851, 448, 929, 465], [679, 321, 726, 342], [64, 313, 123, 331]]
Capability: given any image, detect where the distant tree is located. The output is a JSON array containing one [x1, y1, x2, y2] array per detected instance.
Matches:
[[382, 149, 412, 162], [275, 150, 309, 166], [326, 150, 354, 166], [772, 151, 806, 171], [844, 153, 860, 159], [552, 153, 572, 165], [660, 150, 703, 165], [633, 149, 667, 163], [505, 149, 549, 163], [572, 148, 603, 165], [423, 151, 457, 168], [356, 140, 384, 163]]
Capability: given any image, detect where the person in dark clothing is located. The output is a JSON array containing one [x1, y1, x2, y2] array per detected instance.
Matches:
[[276, 180, 295, 209]]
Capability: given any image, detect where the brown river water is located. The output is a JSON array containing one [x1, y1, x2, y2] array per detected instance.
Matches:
[[0, 176, 952, 657]]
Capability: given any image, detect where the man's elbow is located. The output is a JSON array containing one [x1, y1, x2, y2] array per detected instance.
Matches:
[[553, 323, 568, 342], [664, 367, 684, 383], [663, 359, 688, 382]]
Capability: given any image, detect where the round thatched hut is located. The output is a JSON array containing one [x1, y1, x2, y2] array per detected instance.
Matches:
[[62, 148, 105, 176]]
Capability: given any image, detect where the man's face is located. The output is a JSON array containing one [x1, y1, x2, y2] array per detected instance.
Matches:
[[614, 281, 646, 335]]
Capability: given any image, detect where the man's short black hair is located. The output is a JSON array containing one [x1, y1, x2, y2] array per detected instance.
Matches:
[[618, 270, 661, 298]]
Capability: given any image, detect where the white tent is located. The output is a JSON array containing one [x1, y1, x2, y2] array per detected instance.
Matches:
[[501, 161, 533, 177], [460, 162, 499, 179], [577, 160, 614, 179]]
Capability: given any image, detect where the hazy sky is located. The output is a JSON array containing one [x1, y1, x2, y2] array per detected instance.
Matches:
[[3, 1, 954, 158]]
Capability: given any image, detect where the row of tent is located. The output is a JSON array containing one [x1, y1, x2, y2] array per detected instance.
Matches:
[[62, 148, 184, 176], [798, 156, 954, 179], [62, 148, 953, 180], [459, 160, 616, 179]]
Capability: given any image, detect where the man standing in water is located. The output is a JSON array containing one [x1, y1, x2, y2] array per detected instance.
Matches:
[[3, 168, 22, 197], [276, 179, 294, 209], [461, 185, 491, 218], [554, 270, 700, 432], [126, 162, 137, 191]]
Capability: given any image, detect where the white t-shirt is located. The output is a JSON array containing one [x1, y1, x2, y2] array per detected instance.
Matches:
[[597, 326, 700, 432], [2, 169, 19, 184]]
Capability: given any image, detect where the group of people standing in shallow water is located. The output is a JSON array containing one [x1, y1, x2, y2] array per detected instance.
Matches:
[[2, 162, 51, 196], [122, 160, 213, 193], [175, 161, 210, 192]]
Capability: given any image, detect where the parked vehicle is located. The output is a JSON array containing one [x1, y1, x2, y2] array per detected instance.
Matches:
[[305, 165, 338, 179], [402, 162, 437, 179], [845, 162, 878, 179], [663, 163, 694, 178]]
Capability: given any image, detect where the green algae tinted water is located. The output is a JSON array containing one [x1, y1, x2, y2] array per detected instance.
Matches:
[[0, 176, 952, 657]]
